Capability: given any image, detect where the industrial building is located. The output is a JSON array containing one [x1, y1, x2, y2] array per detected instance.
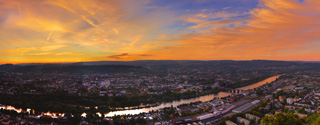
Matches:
[[232, 100, 260, 113], [232, 103, 253, 113]]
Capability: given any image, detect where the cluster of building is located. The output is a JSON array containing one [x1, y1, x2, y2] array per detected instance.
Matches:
[[226, 113, 260, 125], [2, 69, 320, 124], [0, 69, 275, 97], [152, 77, 287, 124], [151, 73, 320, 125], [224, 73, 320, 125]]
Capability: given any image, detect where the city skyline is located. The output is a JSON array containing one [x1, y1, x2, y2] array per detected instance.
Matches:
[[0, 0, 320, 64]]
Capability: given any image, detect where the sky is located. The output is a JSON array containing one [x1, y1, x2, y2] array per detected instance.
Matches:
[[0, 0, 319, 63]]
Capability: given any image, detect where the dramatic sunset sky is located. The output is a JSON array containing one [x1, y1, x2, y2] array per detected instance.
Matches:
[[0, 0, 319, 63]]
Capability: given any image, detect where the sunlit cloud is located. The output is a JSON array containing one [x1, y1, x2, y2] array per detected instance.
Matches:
[[157, 34, 168, 39], [0, 0, 180, 63], [107, 53, 129, 59], [141, 0, 320, 61], [0, 45, 66, 53], [112, 28, 119, 35], [0, 0, 319, 63], [107, 53, 152, 60]]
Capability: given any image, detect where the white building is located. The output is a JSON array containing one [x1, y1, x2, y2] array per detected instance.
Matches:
[[251, 100, 260, 105], [245, 113, 260, 123], [287, 98, 293, 105], [197, 113, 214, 120]]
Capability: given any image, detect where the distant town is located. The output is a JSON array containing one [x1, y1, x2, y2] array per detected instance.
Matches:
[[1, 60, 320, 124], [1, 0, 320, 124]]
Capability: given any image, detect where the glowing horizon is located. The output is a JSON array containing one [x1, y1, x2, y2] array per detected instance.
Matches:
[[0, 0, 320, 64]]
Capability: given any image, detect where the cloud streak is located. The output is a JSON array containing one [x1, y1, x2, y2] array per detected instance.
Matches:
[[0, 0, 319, 63], [107, 53, 129, 59], [107, 53, 152, 60], [142, 0, 320, 61]]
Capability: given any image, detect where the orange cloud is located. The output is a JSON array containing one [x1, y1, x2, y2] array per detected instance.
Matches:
[[0, 0, 319, 63], [0, 0, 180, 63], [107, 53, 129, 59], [157, 34, 168, 39], [142, 0, 320, 61], [107, 53, 152, 60]]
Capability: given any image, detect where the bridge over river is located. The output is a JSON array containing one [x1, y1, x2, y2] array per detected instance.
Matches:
[[104, 74, 282, 116], [221, 75, 282, 94], [0, 75, 282, 117]]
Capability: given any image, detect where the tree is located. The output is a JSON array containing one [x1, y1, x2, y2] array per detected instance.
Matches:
[[256, 88, 263, 95], [298, 107, 307, 114], [310, 117, 320, 125], [260, 112, 303, 125], [205, 106, 212, 111], [282, 107, 289, 113]]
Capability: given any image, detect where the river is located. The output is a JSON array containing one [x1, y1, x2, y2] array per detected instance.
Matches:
[[104, 74, 281, 116], [105, 92, 230, 117], [237, 75, 282, 90], [0, 75, 281, 117]]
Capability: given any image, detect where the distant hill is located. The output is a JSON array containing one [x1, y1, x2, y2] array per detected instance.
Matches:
[[78, 60, 320, 70], [0, 64, 150, 74], [1, 60, 320, 74]]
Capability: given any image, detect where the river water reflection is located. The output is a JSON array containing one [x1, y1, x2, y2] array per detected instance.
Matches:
[[238, 75, 281, 90], [105, 75, 281, 116], [105, 92, 230, 117]]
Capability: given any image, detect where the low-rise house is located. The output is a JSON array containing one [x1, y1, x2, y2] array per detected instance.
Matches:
[[237, 117, 250, 125], [294, 113, 307, 118], [265, 95, 273, 99], [294, 102, 311, 108], [283, 85, 296, 92], [245, 113, 260, 123], [287, 98, 293, 105], [265, 113, 273, 117], [225, 120, 237, 125], [274, 101, 283, 109]]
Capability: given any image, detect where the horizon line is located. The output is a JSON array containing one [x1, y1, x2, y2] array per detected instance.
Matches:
[[1, 59, 319, 65]]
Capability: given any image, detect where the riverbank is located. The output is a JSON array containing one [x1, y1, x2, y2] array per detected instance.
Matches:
[[0, 87, 220, 114], [225, 75, 273, 89]]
